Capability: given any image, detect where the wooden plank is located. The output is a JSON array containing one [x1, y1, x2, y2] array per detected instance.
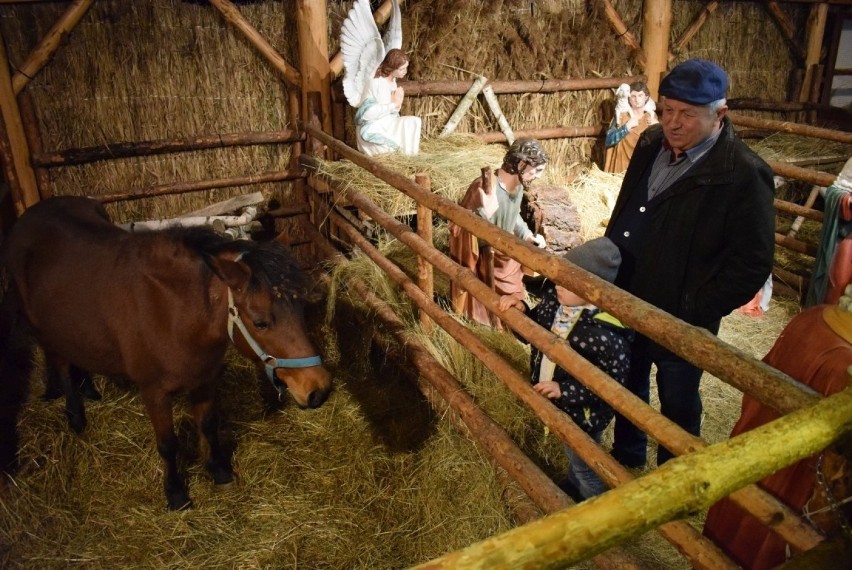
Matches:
[[186, 191, 265, 217]]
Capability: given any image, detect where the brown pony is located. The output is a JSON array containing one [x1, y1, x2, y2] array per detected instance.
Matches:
[[0, 196, 332, 509]]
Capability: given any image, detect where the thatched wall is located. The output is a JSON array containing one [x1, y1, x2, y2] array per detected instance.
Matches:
[[1, 0, 806, 222]]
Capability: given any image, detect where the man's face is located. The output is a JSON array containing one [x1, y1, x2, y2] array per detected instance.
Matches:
[[628, 90, 648, 110], [519, 163, 546, 189], [660, 97, 726, 154]]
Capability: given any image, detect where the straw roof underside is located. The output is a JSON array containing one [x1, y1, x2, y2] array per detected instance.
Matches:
[[1, 0, 810, 222]]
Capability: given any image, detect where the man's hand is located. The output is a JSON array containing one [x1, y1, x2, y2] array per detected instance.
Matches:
[[533, 381, 561, 399]]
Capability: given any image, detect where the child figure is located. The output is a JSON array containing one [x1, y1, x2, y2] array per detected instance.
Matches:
[[499, 237, 632, 500]]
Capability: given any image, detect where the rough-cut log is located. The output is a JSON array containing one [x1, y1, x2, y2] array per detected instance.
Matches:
[[600, 0, 647, 67], [765, 2, 807, 62], [642, 0, 672, 96], [96, 169, 303, 204], [414, 173, 434, 333], [186, 191, 265, 217], [412, 387, 852, 569], [208, 0, 301, 90], [481, 84, 515, 143], [308, 162, 823, 556], [320, 210, 725, 569], [671, 1, 718, 60], [776, 232, 818, 257], [728, 112, 852, 144], [767, 160, 837, 188], [440, 75, 488, 137], [0, 38, 38, 212], [477, 125, 602, 143], [32, 129, 303, 168], [728, 98, 847, 112], [799, 3, 828, 102], [774, 198, 824, 222], [386, 76, 648, 97], [12, 0, 93, 94]]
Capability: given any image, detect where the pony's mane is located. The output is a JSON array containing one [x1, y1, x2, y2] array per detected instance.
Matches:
[[167, 226, 309, 300]]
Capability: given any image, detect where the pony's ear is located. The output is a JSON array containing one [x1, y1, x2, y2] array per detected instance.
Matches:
[[208, 253, 251, 292]]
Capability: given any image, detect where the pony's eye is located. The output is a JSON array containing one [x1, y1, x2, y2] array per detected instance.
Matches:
[[253, 320, 270, 331]]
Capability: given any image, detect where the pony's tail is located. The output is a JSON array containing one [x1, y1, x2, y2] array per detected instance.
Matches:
[[0, 282, 33, 473]]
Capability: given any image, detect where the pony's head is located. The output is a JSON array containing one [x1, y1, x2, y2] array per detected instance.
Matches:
[[208, 238, 332, 409]]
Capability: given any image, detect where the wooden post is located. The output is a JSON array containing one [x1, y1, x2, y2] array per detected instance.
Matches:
[[415, 173, 433, 333], [798, 3, 828, 103], [0, 33, 39, 212], [642, 0, 672, 99], [16, 91, 50, 199], [296, 0, 332, 138]]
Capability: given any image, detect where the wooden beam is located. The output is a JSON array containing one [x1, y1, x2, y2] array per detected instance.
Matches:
[[373, 76, 648, 98], [671, 1, 719, 61], [798, 2, 829, 103], [642, 0, 673, 98], [31, 129, 304, 168], [0, 32, 39, 212], [728, 112, 852, 144], [765, 2, 808, 62], [207, 0, 301, 91], [600, 0, 647, 68], [11, 0, 93, 95], [96, 169, 303, 204]]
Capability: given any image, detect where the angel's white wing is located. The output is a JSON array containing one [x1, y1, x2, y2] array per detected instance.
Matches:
[[383, 0, 402, 52], [341, 0, 386, 108]]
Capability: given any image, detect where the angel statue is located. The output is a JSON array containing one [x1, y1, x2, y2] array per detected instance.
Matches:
[[603, 80, 657, 173], [341, 0, 421, 156]]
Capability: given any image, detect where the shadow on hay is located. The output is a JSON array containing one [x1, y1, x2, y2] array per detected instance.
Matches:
[[328, 300, 438, 453]]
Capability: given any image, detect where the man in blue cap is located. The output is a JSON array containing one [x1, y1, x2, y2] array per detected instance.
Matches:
[[604, 59, 776, 467]]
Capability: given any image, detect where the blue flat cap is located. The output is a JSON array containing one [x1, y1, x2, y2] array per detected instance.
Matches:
[[659, 59, 728, 105]]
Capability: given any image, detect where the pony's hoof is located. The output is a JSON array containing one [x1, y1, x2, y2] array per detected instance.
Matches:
[[67, 414, 87, 434], [167, 497, 193, 511], [214, 480, 235, 490], [211, 469, 234, 486]]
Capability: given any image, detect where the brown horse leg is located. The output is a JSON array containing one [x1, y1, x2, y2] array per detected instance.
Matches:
[[140, 389, 191, 510], [45, 364, 100, 401], [46, 353, 87, 434], [190, 394, 234, 486]]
